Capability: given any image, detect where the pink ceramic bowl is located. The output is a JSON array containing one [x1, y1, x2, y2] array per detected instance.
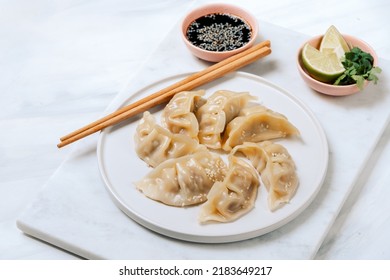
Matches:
[[297, 34, 378, 96], [181, 3, 258, 62]]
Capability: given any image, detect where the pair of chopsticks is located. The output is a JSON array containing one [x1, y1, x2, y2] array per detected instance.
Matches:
[[57, 40, 271, 148]]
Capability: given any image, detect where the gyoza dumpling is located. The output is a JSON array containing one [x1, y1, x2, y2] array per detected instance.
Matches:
[[134, 111, 203, 167], [231, 141, 298, 211], [198, 156, 260, 223], [258, 141, 298, 211], [135, 150, 227, 207], [222, 105, 300, 151], [162, 90, 206, 138], [196, 90, 255, 149]]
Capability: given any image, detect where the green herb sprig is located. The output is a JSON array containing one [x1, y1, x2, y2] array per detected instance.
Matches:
[[334, 47, 382, 90]]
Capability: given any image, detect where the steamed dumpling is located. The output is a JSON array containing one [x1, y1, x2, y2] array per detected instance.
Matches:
[[222, 105, 300, 151], [134, 111, 203, 167], [196, 90, 255, 149], [199, 156, 260, 223], [258, 141, 298, 211], [231, 141, 298, 211], [161, 90, 206, 138], [135, 150, 227, 207]]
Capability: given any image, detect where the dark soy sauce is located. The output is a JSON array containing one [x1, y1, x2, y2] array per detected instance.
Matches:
[[186, 13, 252, 52]]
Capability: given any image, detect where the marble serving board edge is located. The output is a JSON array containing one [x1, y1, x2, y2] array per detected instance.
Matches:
[[311, 114, 390, 258], [16, 20, 390, 259]]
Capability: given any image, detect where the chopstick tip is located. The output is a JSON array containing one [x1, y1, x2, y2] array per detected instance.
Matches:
[[57, 141, 65, 149]]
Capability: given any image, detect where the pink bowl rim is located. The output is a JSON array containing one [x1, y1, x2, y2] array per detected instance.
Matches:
[[181, 3, 259, 56], [297, 34, 378, 96]]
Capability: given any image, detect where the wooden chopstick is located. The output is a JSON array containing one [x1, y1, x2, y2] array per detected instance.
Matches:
[[58, 41, 271, 148]]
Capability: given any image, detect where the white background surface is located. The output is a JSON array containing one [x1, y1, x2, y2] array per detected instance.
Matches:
[[1, 0, 389, 259]]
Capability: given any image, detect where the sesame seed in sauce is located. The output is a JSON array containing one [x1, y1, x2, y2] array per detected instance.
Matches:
[[186, 13, 252, 52]]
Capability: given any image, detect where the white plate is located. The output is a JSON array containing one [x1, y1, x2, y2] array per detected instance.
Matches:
[[97, 72, 329, 243]]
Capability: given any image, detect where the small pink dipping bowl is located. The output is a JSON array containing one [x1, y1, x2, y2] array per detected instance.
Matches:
[[297, 35, 378, 96], [181, 3, 258, 62]]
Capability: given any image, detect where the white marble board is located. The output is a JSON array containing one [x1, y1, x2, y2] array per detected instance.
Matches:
[[16, 20, 390, 259]]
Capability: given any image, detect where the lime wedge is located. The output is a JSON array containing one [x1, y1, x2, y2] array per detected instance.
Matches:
[[301, 43, 345, 83], [319, 25, 350, 59]]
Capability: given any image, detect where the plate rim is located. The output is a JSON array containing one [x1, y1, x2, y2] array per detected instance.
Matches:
[[97, 71, 329, 243]]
